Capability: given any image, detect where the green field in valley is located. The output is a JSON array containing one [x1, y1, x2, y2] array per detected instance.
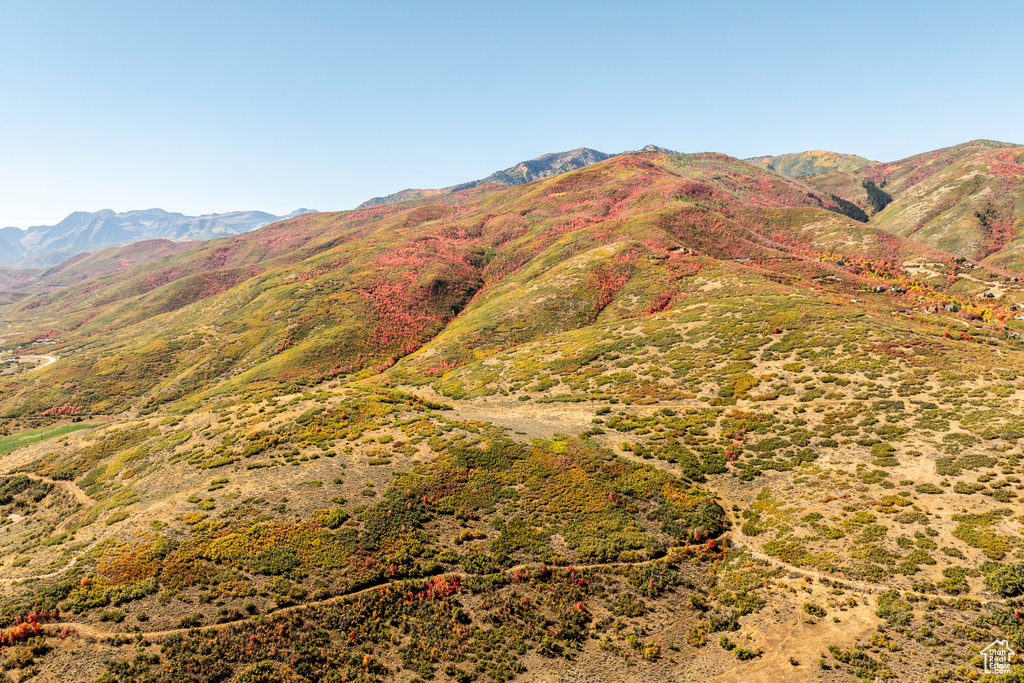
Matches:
[[0, 423, 92, 454]]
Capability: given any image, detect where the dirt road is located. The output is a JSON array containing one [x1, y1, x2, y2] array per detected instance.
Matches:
[[0, 472, 98, 583], [19, 354, 58, 370], [18, 472, 93, 506], [46, 555, 681, 643]]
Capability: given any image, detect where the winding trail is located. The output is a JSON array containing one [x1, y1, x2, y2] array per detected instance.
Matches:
[[45, 556, 682, 643], [12, 390, 1009, 648], [40, 528, 1008, 646], [445, 396, 1012, 611], [0, 537, 107, 586], [0, 472, 99, 584], [20, 472, 93, 507], [18, 354, 58, 370]]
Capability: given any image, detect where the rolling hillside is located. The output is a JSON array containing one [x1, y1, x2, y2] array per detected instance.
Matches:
[[867, 144, 1024, 268], [799, 140, 1024, 271], [2, 147, 1024, 682], [746, 149, 875, 177], [0, 239, 201, 296], [0, 150, 955, 419]]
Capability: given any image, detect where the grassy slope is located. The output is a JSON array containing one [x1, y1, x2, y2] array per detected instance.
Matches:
[[869, 146, 1024, 268], [801, 170, 877, 215], [801, 140, 1024, 271], [32, 239, 202, 288], [0, 423, 91, 454], [0, 152, 952, 419], [3, 149, 1024, 681], [0, 239, 200, 295], [746, 150, 875, 177], [859, 139, 1016, 197]]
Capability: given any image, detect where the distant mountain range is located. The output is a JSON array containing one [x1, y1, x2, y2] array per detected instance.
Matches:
[[0, 208, 315, 268], [357, 145, 674, 208], [2, 145, 680, 270]]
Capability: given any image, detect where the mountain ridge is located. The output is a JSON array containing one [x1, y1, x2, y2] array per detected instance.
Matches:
[[0, 207, 316, 268], [357, 145, 678, 208], [357, 147, 614, 208], [746, 149, 876, 177], [0, 148, 974, 413]]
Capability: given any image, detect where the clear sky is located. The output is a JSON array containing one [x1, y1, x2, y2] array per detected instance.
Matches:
[[1, 1, 1022, 228]]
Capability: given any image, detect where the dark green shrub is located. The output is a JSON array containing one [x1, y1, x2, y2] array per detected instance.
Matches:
[[985, 563, 1024, 597], [802, 602, 826, 618]]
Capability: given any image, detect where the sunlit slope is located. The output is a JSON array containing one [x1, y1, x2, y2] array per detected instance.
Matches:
[[5, 149, 1024, 682], [859, 139, 1016, 197], [0, 239, 199, 303], [868, 145, 1024, 267], [800, 170, 887, 218], [792, 140, 1024, 270], [0, 151, 965, 421], [746, 149, 874, 177]]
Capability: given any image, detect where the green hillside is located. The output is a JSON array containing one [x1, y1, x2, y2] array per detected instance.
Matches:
[[868, 145, 1024, 267], [0, 239, 199, 299], [0, 151, 943, 421], [746, 149, 875, 177], [799, 140, 1024, 271], [859, 139, 1016, 196], [801, 170, 890, 218], [2, 148, 1024, 682]]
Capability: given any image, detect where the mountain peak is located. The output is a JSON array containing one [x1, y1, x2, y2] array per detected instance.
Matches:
[[640, 144, 677, 153], [358, 147, 615, 208]]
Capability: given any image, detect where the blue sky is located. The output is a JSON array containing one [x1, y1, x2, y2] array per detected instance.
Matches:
[[1, 1, 1022, 227]]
